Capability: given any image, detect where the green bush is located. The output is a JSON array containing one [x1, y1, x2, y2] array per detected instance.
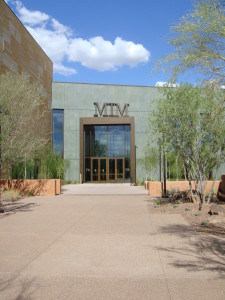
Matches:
[[39, 150, 70, 180], [156, 198, 162, 205]]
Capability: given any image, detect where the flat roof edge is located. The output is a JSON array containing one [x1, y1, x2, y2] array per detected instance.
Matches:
[[52, 81, 159, 88]]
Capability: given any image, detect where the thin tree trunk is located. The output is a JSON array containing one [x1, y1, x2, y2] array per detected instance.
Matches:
[[24, 153, 27, 179], [207, 170, 217, 204]]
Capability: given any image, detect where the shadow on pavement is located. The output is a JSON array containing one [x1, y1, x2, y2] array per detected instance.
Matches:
[[156, 223, 225, 278], [0, 202, 38, 218], [0, 277, 36, 299]]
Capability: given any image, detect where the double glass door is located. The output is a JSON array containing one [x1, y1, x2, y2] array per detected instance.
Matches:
[[109, 158, 124, 182], [92, 158, 106, 181], [91, 158, 124, 182]]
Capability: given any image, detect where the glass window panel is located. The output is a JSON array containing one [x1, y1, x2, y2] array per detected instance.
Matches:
[[92, 126, 107, 157], [108, 125, 124, 157], [124, 125, 130, 158], [53, 110, 63, 132], [53, 132, 63, 155]]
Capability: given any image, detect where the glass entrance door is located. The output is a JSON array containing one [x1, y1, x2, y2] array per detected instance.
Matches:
[[117, 158, 124, 182], [109, 158, 124, 182], [109, 159, 115, 181], [92, 158, 106, 182], [92, 158, 98, 181], [84, 125, 131, 183], [100, 159, 106, 181]]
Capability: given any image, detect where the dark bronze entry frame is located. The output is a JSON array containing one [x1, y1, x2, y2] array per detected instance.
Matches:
[[80, 117, 135, 184]]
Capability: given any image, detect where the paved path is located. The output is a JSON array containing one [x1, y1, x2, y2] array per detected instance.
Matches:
[[0, 193, 224, 299], [62, 183, 147, 195]]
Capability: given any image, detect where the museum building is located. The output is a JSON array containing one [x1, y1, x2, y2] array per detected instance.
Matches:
[[52, 82, 161, 183], [1, 0, 224, 184]]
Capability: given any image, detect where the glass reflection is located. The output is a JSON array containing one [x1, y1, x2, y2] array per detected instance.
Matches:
[[53, 109, 63, 156], [84, 125, 130, 158], [91, 126, 107, 157], [108, 125, 124, 157], [84, 124, 131, 182], [53, 110, 63, 131]]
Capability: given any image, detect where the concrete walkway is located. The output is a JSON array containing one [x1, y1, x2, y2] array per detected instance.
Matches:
[[0, 194, 224, 299], [62, 183, 147, 195]]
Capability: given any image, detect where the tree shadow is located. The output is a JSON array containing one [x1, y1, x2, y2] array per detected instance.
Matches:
[[156, 223, 225, 277], [0, 202, 38, 218], [0, 276, 37, 299]]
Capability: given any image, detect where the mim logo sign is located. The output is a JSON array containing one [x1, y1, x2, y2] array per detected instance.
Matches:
[[94, 102, 129, 117]]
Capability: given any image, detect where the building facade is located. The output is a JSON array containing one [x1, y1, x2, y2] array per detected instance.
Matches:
[[52, 82, 161, 183], [0, 0, 53, 125], [1, 0, 224, 184]]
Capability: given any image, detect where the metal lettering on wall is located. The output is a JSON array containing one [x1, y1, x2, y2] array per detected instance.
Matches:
[[94, 102, 129, 117]]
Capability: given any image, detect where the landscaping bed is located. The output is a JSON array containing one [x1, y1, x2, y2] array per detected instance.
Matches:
[[147, 197, 225, 236]]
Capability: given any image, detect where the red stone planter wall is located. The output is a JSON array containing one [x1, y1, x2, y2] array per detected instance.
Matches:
[[146, 180, 221, 197], [0, 179, 61, 196]]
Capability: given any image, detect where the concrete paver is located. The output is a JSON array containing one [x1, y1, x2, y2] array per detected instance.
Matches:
[[62, 183, 147, 195], [0, 185, 224, 299]]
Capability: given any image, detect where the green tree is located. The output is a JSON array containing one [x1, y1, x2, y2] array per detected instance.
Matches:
[[149, 83, 225, 206], [0, 71, 49, 177], [144, 146, 159, 180], [38, 148, 70, 180], [157, 0, 225, 84]]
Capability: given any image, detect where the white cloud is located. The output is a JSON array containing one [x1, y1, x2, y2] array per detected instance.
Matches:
[[155, 81, 180, 87], [54, 64, 77, 76], [68, 36, 149, 71], [15, 1, 49, 26], [10, 1, 150, 76]]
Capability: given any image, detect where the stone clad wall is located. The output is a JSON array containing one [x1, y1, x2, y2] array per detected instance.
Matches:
[[0, 0, 53, 140]]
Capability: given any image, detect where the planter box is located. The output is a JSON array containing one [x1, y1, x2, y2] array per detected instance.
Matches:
[[0, 179, 61, 196], [148, 180, 221, 197]]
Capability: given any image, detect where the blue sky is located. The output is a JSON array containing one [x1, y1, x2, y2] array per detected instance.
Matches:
[[6, 0, 194, 86]]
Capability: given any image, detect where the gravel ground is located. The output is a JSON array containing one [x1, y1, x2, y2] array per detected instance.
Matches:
[[147, 197, 225, 236]]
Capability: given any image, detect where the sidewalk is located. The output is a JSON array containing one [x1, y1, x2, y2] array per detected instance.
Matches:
[[0, 193, 224, 299], [62, 183, 147, 195]]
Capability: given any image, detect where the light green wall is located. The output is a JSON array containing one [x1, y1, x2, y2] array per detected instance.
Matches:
[[52, 82, 225, 182], [52, 82, 161, 182]]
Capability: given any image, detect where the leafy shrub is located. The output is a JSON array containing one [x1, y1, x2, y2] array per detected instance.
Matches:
[[156, 198, 162, 205], [168, 188, 180, 197], [2, 190, 20, 202]]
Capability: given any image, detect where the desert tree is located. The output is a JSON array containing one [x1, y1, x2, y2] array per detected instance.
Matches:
[[156, 0, 225, 84], [148, 83, 225, 206], [0, 71, 50, 178]]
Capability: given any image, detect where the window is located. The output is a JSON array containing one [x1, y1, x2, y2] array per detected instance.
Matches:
[[52, 109, 63, 155]]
